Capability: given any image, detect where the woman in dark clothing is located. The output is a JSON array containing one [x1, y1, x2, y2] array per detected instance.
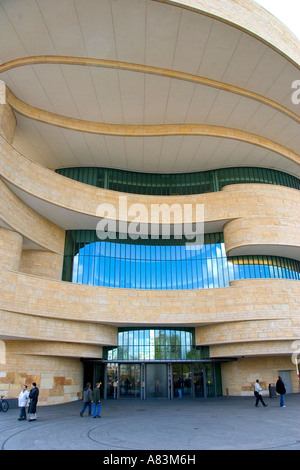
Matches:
[[28, 382, 39, 421]]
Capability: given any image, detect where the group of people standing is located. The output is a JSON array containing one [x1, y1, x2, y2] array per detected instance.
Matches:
[[254, 376, 287, 408], [80, 382, 102, 418], [17, 381, 101, 421], [17, 382, 39, 421]]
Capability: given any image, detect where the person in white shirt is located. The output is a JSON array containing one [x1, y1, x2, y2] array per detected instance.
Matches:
[[254, 379, 267, 407], [18, 385, 29, 420]]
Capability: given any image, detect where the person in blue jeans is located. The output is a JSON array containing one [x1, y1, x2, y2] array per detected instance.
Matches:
[[276, 376, 286, 407], [92, 382, 101, 418], [18, 385, 29, 420], [80, 383, 92, 417]]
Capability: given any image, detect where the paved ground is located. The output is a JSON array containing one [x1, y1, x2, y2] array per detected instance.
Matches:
[[1, 394, 300, 452]]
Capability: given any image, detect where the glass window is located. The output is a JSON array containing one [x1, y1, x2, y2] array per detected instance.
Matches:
[[63, 231, 300, 290], [56, 166, 300, 195], [106, 328, 209, 362]]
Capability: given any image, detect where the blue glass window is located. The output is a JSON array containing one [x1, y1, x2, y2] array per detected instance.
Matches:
[[63, 231, 300, 290]]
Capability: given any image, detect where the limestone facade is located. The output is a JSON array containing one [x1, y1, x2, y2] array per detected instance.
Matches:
[[0, 100, 300, 403], [0, 1, 300, 404]]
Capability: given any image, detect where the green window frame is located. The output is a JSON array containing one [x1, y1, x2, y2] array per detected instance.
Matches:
[[56, 166, 300, 196]]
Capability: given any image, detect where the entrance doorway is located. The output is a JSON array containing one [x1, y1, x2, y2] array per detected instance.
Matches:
[[146, 364, 168, 398], [194, 363, 204, 398], [88, 361, 222, 399], [278, 370, 293, 394], [119, 364, 141, 398], [173, 364, 192, 398], [106, 363, 118, 399], [172, 363, 217, 398]]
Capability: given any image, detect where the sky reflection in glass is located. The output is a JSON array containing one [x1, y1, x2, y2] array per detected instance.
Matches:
[[105, 328, 209, 361], [66, 233, 300, 290]]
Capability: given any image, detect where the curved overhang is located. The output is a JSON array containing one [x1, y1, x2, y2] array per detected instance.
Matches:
[[1, 134, 299, 222], [159, 0, 300, 67], [1, 134, 299, 260], [5, 87, 300, 169], [2, 56, 300, 126], [0, 0, 299, 176]]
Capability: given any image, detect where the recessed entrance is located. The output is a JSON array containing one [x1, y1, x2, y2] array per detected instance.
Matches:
[[92, 361, 222, 399], [88, 328, 223, 399]]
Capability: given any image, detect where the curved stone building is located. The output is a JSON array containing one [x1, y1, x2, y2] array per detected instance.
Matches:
[[0, 0, 299, 404]]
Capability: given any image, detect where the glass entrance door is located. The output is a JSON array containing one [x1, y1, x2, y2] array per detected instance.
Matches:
[[106, 363, 118, 399], [146, 364, 168, 398], [119, 364, 141, 398], [193, 363, 204, 398], [173, 364, 192, 397], [102, 361, 222, 399], [205, 363, 215, 397]]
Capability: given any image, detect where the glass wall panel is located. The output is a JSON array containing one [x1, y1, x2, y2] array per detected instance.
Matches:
[[105, 328, 209, 362], [63, 231, 300, 290], [173, 364, 192, 398], [98, 360, 222, 399], [119, 364, 141, 398], [193, 363, 205, 398], [106, 363, 118, 399], [205, 363, 215, 398], [146, 364, 168, 398], [56, 166, 300, 195]]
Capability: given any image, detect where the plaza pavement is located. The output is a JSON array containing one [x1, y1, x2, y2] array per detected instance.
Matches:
[[1, 394, 300, 452]]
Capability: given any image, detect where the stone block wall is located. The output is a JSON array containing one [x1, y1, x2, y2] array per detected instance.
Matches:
[[0, 101, 299, 404]]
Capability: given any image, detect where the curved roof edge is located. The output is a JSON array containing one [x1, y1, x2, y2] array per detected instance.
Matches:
[[155, 0, 300, 68]]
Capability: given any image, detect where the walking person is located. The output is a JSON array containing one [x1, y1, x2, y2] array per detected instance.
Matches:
[[92, 382, 101, 418], [28, 382, 39, 421], [254, 379, 268, 407], [276, 376, 286, 407], [80, 382, 92, 417], [18, 385, 29, 421]]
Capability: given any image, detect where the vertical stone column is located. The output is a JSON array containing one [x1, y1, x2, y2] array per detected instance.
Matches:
[[0, 227, 23, 271]]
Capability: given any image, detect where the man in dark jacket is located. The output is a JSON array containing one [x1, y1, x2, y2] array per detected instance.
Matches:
[[92, 382, 101, 418], [28, 382, 39, 421], [80, 382, 92, 417], [276, 376, 286, 407]]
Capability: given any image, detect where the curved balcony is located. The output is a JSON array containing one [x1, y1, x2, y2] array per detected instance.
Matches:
[[1, 134, 300, 259], [0, 268, 298, 326], [0, 267, 299, 358]]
